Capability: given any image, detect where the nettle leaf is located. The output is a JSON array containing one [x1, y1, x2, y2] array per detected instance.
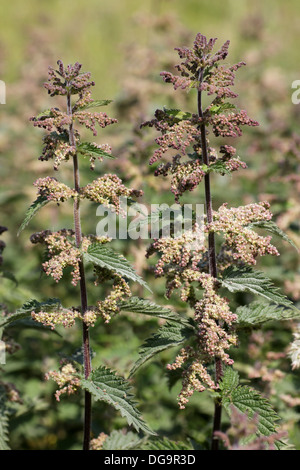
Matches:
[[221, 266, 293, 308], [236, 301, 300, 328], [141, 437, 192, 451], [219, 367, 240, 395], [129, 322, 194, 377], [247, 220, 298, 251], [81, 366, 154, 435], [102, 430, 145, 450], [202, 160, 232, 176], [84, 243, 151, 292], [0, 298, 61, 328], [163, 108, 193, 122], [118, 297, 184, 323], [209, 102, 237, 115], [76, 99, 113, 111], [0, 389, 10, 450], [223, 387, 280, 437], [77, 141, 116, 160], [220, 368, 280, 437], [18, 195, 49, 235]]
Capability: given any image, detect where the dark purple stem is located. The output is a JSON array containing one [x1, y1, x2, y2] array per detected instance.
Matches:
[[197, 69, 223, 451], [67, 89, 92, 451]]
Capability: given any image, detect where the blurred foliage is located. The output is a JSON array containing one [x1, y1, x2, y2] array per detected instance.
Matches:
[[1, 0, 300, 450]]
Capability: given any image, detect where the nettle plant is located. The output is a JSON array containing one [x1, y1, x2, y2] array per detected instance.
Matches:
[[1, 60, 183, 450], [137, 33, 300, 449]]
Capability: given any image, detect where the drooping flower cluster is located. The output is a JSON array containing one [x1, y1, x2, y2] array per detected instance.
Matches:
[[143, 33, 280, 407], [30, 230, 109, 287], [207, 202, 280, 265], [45, 361, 81, 401], [90, 433, 108, 450]]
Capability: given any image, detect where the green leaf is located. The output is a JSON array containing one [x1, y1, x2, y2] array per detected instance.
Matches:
[[219, 367, 240, 395], [223, 386, 280, 437], [247, 220, 298, 251], [76, 99, 113, 111], [81, 366, 155, 435], [77, 141, 116, 160], [83, 244, 151, 292], [141, 437, 192, 450], [0, 388, 10, 450], [102, 430, 145, 450], [118, 297, 184, 323], [202, 160, 232, 176], [163, 108, 192, 122], [129, 322, 194, 377], [221, 266, 293, 308], [209, 102, 237, 115], [18, 195, 49, 235], [0, 298, 61, 328], [236, 301, 300, 328]]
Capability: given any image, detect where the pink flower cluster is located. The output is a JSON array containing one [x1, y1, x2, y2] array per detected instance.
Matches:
[[81, 174, 143, 216], [33, 176, 77, 203], [45, 362, 81, 401], [167, 273, 237, 408], [207, 202, 280, 265], [30, 230, 108, 287]]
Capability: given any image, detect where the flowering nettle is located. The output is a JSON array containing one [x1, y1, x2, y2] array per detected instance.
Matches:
[[27, 60, 144, 406], [143, 33, 280, 407]]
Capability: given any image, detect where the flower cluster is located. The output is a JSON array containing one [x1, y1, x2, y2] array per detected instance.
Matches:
[[167, 273, 237, 408], [30, 230, 108, 286], [90, 433, 108, 450], [143, 33, 282, 407], [95, 274, 132, 324], [33, 176, 77, 203], [207, 202, 280, 265], [38, 131, 76, 170], [45, 362, 81, 401], [81, 174, 143, 216], [31, 306, 81, 330]]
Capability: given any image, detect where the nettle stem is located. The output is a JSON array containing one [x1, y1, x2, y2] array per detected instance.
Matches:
[[67, 89, 92, 451], [197, 69, 223, 451]]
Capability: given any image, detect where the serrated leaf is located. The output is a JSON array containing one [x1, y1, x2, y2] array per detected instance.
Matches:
[[223, 386, 280, 436], [0, 298, 61, 328], [81, 366, 155, 435], [77, 141, 115, 159], [209, 102, 237, 115], [102, 430, 145, 450], [83, 244, 151, 292], [221, 266, 293, 308], [236, 301, 300, 328], [163, 108, 192, 122], [142, 437, 192, 450], [18, 195, 49, 235], [247, 220, 299, 251], [75, 99, 113, 111], [203, 160, 232, 176], [129, 322, 194, 377], [219, 367, 240, 395], [118, 297, 184, 323]]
